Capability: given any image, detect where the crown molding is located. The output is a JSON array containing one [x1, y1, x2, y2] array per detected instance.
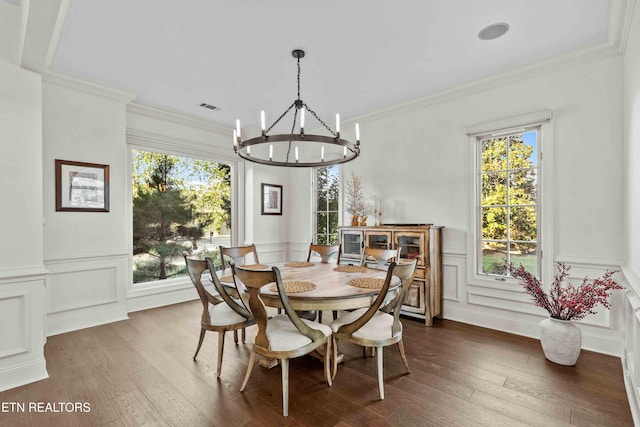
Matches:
[[43, 70, 137, 103], [127, 102, 231, 136], [608, 0, 636, 53], [349, 41, 622, 125]]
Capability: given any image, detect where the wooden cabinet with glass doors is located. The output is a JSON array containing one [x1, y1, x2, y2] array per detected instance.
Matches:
[[338, 224, 443, 326]]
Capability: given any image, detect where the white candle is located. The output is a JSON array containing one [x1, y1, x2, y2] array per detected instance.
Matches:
[[295, 146, 299, 162], [300, 108, 305, 129], [321, 146, 325, 161], [343, 146, 347, 157], [269, 144, 273, 160], [247, 145, 251, 155], [355, 123, 360, 141], [260, 111, 265, 131], [236, 119, 241, 139]]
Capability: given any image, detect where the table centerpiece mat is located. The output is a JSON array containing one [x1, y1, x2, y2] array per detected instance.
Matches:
[[334, 265, 368, 273], [348, 277, 386, 289], [269, 281, 317, 293], [284, 261, 315, 268], [241, 264, 269, 270]]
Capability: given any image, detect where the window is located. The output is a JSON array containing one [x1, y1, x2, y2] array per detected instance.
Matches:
[[477, 128, 540, 277], [314, 165, 339, 245], [131, 150, 231, 284]]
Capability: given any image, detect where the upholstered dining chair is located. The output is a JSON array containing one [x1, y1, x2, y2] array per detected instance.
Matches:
[[231, 263, 333, 417], [219, 244, 260, 269], [330, 259, 417, 400], [183, 253, 255, 378], [361, 247, 400, 269], [307, 243, 341, 264]]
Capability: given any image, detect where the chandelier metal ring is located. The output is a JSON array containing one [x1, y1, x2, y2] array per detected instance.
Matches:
[[236, 134, 359, 167]]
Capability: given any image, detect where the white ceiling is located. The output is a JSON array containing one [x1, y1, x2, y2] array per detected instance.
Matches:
[[50, 0, 612, 132]]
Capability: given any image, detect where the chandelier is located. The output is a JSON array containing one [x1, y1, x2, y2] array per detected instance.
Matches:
[[233, 49, 360, 167]]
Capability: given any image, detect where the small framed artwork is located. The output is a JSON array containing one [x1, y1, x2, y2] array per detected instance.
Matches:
[[55, 159, 110, 212], [261, 183, 283, 215]]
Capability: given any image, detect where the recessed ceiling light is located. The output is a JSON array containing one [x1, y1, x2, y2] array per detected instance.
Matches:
[[478, 23, 510, 41]]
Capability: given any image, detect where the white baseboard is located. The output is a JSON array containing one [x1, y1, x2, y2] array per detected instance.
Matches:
[[0, 358, 48, 393], [127, 286, 198, 313], [47, 303, 129, 336], [443, 304, 623, 357], [623, 357, 640, 427]]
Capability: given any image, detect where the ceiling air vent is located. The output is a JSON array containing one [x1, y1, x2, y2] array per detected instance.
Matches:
[[199, 103, 221, 111]]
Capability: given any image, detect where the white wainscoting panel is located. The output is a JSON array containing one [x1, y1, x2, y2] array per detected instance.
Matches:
[[255, 242, 289, 264], [0, 269, 48, 392], [622, 266, 640, 426], [45, 253, 128, 336], [0, 289, 28, 358], [48, 267, 118, 313], [442, 253, 464, 303]]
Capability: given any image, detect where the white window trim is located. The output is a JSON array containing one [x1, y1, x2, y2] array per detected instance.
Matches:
[[466, 110, 554, 289]]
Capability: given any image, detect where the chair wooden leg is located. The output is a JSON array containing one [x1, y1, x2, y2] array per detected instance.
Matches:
[[193, 328, 206, 360], [233, 329, 238, 344], [216, 331, 225, 378], [376, 346, 384, 400], [241, 327, 246, 343], [240, 350, 256, 392], [397, 340, 410, 373], [324, 339, 332, 387], [318, 311, 323, 323], [332, 310, 338, 320], [281, 358, 289, 417]]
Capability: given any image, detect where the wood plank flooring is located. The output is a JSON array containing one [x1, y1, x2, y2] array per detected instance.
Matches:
[[0, 300, 633, 426]]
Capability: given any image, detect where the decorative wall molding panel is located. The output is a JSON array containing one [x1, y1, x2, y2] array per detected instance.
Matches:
[[44, 254, 128, 336], [0, 275, 47, 393], [621, 265, 640, 425]]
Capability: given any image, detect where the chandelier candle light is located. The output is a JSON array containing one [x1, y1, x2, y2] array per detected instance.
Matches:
[[233, 49, 361, 167]]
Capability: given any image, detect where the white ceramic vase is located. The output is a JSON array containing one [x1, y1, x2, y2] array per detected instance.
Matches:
[[539, 317, 582, 366]]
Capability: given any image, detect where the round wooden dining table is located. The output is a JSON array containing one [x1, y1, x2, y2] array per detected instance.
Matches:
[[217, 261, 401, 312], [215, 261, 401, 368]]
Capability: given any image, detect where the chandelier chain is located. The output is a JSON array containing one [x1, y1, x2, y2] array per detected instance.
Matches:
[[297, 55, 301, 101], [265, 102, 295, 134], [305, 105, 337, 137], [286, 108, 298, 163]]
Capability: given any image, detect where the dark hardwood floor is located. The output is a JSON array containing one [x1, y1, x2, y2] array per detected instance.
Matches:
[[0, 300, 633, 426]]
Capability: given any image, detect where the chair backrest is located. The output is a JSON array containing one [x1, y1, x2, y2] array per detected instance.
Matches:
[[337, 260, 417, 337], [231, 264, 325, 350], [307, 243, 341, 263], [183, 252, 224, 324], [388, 260, 418, 335], [205, 257, 253, 320], [361, 247, 400, 268], [219, 244, 260, 269]]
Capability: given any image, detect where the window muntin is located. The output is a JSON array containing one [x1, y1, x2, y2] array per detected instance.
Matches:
[[131, 150, 231, 284], [314, 165, 339, 245], [478, 130, 540, 277]]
